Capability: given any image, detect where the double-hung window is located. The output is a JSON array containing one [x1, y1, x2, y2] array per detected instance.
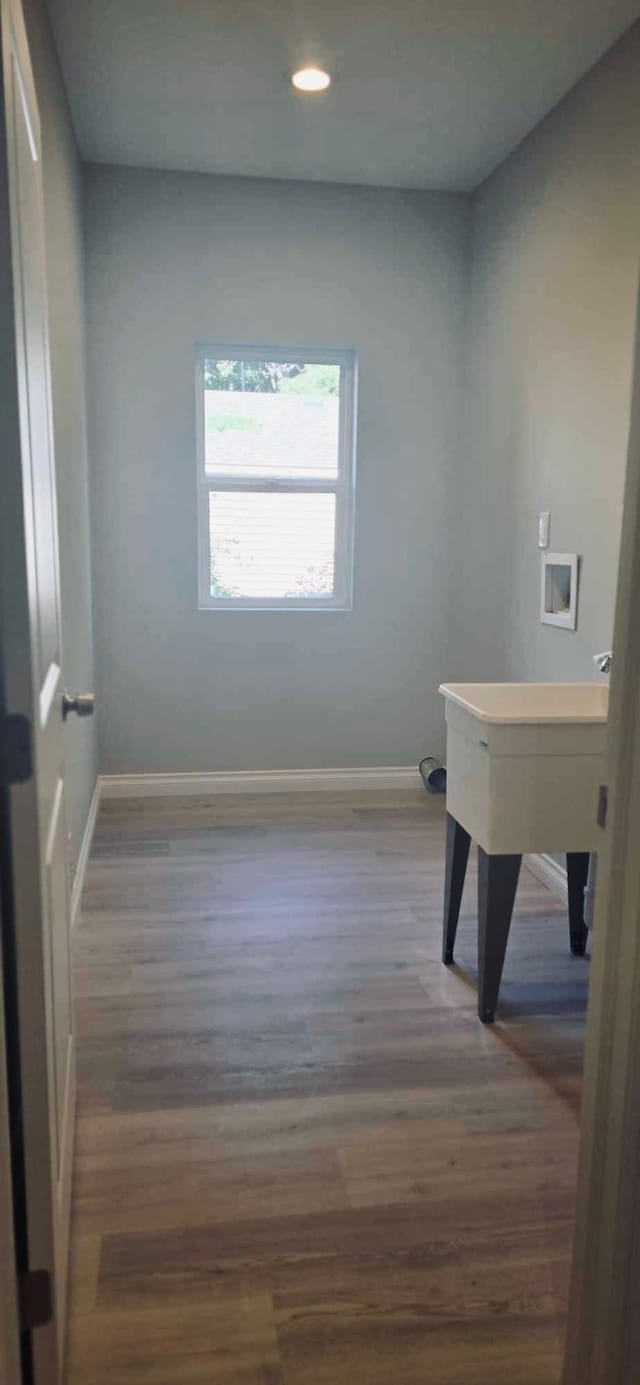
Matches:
[[196, 343, 357, 610]]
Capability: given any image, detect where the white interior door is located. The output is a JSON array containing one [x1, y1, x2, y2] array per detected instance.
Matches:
[[0, 0, 76, 1376]]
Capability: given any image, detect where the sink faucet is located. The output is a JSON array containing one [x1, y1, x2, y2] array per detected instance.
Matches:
[[594, 651, 612, 675]]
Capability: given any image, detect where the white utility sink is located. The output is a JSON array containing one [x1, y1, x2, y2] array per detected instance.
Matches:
[[440, 681, 609, 725], [439, 681, 609, 855]]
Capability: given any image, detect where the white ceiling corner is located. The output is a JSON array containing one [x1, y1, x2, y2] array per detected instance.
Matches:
[[46, 0, 640, 190]]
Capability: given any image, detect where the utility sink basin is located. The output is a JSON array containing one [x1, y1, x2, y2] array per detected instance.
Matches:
[[440, 681, 609, 725], [439, 681, 609, 855]]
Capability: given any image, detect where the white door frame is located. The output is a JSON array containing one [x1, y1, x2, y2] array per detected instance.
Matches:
[[0, 4, 30, 1377], [0, 950, 22, 1385], [564, 279, 640, 1383]]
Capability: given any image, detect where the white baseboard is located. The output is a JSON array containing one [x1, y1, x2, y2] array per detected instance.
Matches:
[[99, 766, 422, 800], [524, 851, 568, 902], [70, 778, 100, 926]]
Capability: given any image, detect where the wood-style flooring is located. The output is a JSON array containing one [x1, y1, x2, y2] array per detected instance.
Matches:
[[65, 789, 589, 1384]]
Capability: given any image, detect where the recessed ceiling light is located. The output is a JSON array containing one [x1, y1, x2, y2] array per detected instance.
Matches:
[[291, 67, 331, 94]]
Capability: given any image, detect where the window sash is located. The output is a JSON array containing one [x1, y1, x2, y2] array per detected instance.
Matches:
[[195, 342, 356, 610], [199, 475, 339, 494]]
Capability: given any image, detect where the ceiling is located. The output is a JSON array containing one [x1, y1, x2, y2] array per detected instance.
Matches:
[[47, 0, 640, 191]]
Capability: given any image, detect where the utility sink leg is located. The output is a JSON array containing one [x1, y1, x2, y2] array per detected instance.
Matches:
[[442, 813, 471, 964], [566, 852, 590, 956], [477, 848, 521, 1023]]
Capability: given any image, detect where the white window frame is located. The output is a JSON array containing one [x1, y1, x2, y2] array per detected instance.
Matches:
[[196, 342, 357, 611]]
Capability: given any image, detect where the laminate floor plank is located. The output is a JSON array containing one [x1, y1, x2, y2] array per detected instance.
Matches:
[[65, 790, 585, 1384]]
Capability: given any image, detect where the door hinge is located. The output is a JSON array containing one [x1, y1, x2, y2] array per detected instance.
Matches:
[[597, 784, 608, 830], [18, 1269, 52, 1331], [0, 714, 32, 785]]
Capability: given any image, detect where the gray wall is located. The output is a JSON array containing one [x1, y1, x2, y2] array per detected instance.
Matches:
[[83, 24, 640, 777], [457, 23, 640, 685], [23, 0, 96, 872], [84, 168, 469, 773]]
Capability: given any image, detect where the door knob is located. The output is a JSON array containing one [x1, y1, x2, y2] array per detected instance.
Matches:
[[62, 691, 95, 721]]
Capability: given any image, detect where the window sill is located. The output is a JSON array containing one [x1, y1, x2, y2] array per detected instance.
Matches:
[[197, 602, 353, 613]]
